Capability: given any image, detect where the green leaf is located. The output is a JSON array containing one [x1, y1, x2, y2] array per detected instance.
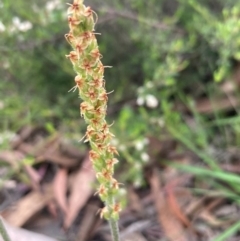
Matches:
[[22, 157, 34, 166], [212, 221, 240, 241]]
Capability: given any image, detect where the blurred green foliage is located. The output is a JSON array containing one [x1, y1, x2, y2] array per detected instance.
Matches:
[[1, 0, 240, 185]]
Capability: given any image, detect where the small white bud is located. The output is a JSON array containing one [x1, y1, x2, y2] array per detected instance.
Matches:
[[146, 81, 154, 89], [19, 21, 32, 32], [137, 87, 144, 94], [133, 179, 142, 188], [135, 140, 144, 151], [118, 188, 127, 196], [143, 138, 149, 145], [134, 163, 141, 169], [0, 21, 5, 32], [145, 94, 158, 108], [0, 101, 4, 109], [141, 152, 150, 162], [136, 97, 145, 106], [158, 118, 165, 127], [119, 144, 126, 151], [111, 138, 119, 146]]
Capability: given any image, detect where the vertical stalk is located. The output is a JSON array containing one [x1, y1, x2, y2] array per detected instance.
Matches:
[[109, 218, 120, 241], [65, 1, 122, 240], [0, 218, 11, 241], [106, 196, 120, 241]]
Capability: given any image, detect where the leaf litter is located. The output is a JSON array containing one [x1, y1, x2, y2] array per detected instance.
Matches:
[[1, 125, 240, 241]]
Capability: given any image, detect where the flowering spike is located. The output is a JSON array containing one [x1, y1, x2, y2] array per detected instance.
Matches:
[[65, 0, 121, 223]]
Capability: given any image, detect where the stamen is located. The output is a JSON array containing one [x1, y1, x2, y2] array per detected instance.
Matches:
[[68, 85, 78, 92]]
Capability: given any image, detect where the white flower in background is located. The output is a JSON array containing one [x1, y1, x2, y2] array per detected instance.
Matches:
[[141, 152, 150, 162], [12, 17, 21, 28], [135, 140, 145, 151], [0, 21, 5, 32], [136, 96, 144, 106], [3, 61, 9, 69], [0, 132, 16, 145], [119, 144, 126, 151], [19, 21, 32, 32], [146, 81, 154, 89], [133, 178, 142, 188], [111, 138, 119, 146], [143, 138, 149, 145], [0, 101, 4, 109], [134, 163, 141, 169], [137, 86, 144, 94], [118, 188, 127, 196], [46, 0, 61, 12], [3, 180, 17, 189], [158, 118, 165, 127], [12, 17, 32, 32], [145, 94, 158, 108]]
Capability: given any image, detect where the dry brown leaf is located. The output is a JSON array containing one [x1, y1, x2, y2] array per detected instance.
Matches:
[[149, 169, 188, 241], [123, 232, 147, 241], [53, 168, 68, 214], [185, 196, 206, 216], [163, 175, 193, 228], [0, 150, 24, 168], [0, 217, 57, 241], [197, 96, 240, 113], [24, 165, 41, 183], [1, 184, 53, 227], [60, 143, 84, 159], [198, 198, 231, 227], [199, 210, 230, 227], [176, 96, 240, 114], [36, 153, 78, 167], [147, 137, 177, 161], [47, 200, 58, 219], [64, 155, 95, 229], [120, 220, 151, 239], [127, 186, 142, 213], [205, 198, 224, 212], [221, 63, 240, 93], [16, 134, 59, 157], [77, 202, 100, 241], [35, 134, 60, 157], [220, 164, 240, 173], [166, 185, 191, 228], [24, 165, 41, 190], [53, 168, 68, 213], [17, 143, 36, 155], [11, 126, 35, 149], [220, 81, 236, 93]]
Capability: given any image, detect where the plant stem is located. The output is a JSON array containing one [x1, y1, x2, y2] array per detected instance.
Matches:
[[65, 2, 122, 240], [0, 218, 11, 241], [109, 218, 120, 241]]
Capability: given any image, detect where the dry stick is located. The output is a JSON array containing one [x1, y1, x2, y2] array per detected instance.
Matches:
[[0, 218, 11, 241]]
